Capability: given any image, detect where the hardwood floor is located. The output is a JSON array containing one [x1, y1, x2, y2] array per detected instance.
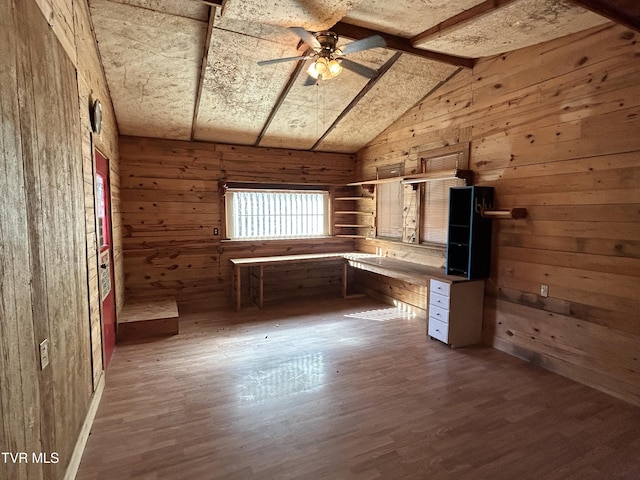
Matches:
[[77, 296, 640, 479]]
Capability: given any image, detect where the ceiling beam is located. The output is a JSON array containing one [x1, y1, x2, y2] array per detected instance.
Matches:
[[200, 0, 224, 7], [330, 22, 475, 69], [191, 6, 216, 140], [311, 52, 403, 151], [255, 54, 311, 147], [411, 0, 518, 47], [569, 0, 640, 32]]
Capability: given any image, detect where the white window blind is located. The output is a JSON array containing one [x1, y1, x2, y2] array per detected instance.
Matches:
[[226, 190, 329, 239], [420, 152, 466, 245], [376, 164, 404, 240], [376, 182, 403, 239]]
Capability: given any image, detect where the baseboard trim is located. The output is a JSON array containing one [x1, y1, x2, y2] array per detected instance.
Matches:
[[63, 373, 105, 480]]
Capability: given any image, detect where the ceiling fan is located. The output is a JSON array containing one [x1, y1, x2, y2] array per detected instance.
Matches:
[[258, 27, 386, 85]]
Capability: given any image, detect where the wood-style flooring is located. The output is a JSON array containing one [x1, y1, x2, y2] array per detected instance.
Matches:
[[77, 296, 640, 480]]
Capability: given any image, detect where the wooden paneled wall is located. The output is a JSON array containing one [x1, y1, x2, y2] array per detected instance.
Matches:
[[356, 23, 640, 405], [34, 0, 76, 65], [1, 0, 120, 478], [0, 1, 96, 478], [74, 0, 121, 388], [119, 136, 356, 311]]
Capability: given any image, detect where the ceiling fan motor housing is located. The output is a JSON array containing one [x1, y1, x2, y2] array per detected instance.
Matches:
[[314, 31, 339, 57]]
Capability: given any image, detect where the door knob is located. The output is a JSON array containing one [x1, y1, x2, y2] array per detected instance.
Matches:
[[100, 263, 107, 269]]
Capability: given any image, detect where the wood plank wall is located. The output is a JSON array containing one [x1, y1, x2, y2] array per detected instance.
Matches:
[[119, 136, 356, 311], [34, 0, 76, 66], [74, 0, 121, 389], [0, 1, 98, 478], [355, 23, 640, 405]]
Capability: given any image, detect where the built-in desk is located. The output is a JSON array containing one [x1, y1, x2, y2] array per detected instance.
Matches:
[[230, 253, 484, 346], [344, 255, 485, 348], [230, 252, 356, 311], [343, 255, 461, 286]]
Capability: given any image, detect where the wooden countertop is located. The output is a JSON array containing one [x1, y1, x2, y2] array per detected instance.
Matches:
[[229, 252, 469, 284], [344, 255, 468, 285], [229, 252, 359, 267]]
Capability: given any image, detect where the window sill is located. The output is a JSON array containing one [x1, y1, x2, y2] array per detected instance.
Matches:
[[221, 236, 336, 244]]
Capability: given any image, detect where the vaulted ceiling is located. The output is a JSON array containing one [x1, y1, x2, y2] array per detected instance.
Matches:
[[88, 0, 633, 153]]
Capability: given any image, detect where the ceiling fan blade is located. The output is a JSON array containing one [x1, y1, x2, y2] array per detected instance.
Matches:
[[257, 55, 313, 66], [290, 27, 321, 49], [339, 35, 386, 56], [339, 58, 378, 78], [303, 75, 318, 87]]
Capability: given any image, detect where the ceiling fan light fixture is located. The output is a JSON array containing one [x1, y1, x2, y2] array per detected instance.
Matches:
[[260, 28, 385, 83], [328, 59, 342, 77], [308, 57, 330, 79], [308, 57, 342, 80]]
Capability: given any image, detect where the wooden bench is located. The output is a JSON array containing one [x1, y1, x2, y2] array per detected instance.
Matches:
[[117, 297, 179, 342]]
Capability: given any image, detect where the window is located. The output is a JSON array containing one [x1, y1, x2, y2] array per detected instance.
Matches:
[[376, 164, 404, 240], [225, 187, 330, 239], [419, 146, 469, 245]]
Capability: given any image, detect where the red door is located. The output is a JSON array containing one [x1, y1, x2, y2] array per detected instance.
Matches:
[[96, 150, 116, 367]]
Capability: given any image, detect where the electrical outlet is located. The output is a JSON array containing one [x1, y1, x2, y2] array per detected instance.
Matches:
[[213, 227, 219, 235], [39, 339, 50, 370], [540, 284, 549, 298]]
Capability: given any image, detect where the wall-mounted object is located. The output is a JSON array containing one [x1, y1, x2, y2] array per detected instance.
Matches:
[[481, 207, 527, 219], [349, 168, 473, 193], [90, 99, 102, 134], [402, 169, 473, 185], [333, 184, 375, 239]]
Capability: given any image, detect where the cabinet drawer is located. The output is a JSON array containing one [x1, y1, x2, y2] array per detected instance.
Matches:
[[428, 318, 449, 344], [429, 291, 450, 310], [428, 304, 449, 324], [430, 279, 450, 297]]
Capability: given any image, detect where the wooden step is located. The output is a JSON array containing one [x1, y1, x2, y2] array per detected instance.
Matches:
[[117, 297, 179, 342]]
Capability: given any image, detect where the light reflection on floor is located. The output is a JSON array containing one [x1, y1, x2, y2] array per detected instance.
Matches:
[[237, 352, 325, 404], [344, 306, 416, 322]]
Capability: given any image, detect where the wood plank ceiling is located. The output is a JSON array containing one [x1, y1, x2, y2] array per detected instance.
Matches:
[[88, 0, 622, 153]]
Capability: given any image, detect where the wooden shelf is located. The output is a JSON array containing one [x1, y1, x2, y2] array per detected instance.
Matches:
[[349, 168, 473, 188], [348, 178, 401, 186], [335, 211, 374, 215], [333, 184, 376, 239], [402, 169, 473, 184], [335, 196, 374, 200]]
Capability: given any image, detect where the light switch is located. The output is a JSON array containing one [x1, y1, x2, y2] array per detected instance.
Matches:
[[40, 339, 50, 370]]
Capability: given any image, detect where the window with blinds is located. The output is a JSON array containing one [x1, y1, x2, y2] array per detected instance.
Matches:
[[225, 189, 330, 239], [419, 151, 467, 245], [376, 164, 404, 240]]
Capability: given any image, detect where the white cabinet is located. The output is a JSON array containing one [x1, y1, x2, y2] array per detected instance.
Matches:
[[427, 278, 484, 348]]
